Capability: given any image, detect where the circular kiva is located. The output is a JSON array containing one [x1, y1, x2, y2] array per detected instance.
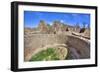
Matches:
[[24, 34, 90, 61]]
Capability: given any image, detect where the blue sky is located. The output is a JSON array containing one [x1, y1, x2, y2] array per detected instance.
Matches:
[[24, 11, 90, 28]]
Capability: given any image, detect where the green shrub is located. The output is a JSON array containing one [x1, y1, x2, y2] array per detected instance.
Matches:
[[30, 48, 60, 61]]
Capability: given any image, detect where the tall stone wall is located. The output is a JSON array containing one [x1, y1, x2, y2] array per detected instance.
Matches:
[[24, 34, 68, 50], [24, 34, 68, 61], [67, 35, 90, 59]]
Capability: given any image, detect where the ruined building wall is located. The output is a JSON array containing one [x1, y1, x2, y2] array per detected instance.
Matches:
[[24, 34, 90, 61]]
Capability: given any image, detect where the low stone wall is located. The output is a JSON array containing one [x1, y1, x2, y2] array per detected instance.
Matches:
[[24, 34, 90, 61]]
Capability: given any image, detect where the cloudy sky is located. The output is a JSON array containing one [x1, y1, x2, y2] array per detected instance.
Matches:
[[24, 11, 90, 28]]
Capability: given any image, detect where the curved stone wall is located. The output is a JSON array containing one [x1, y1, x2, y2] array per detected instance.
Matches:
[[24, 34, 90, 61], [67, 36, 90, 59]]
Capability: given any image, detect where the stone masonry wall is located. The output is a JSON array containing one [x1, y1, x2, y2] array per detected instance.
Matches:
[[24, 34, 90, 61]]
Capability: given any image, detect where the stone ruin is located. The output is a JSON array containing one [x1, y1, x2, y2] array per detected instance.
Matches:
[[24, 20, 90, 61]]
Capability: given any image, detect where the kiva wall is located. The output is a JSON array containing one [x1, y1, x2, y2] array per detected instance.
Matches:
[[24, 34, 90, 61]]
